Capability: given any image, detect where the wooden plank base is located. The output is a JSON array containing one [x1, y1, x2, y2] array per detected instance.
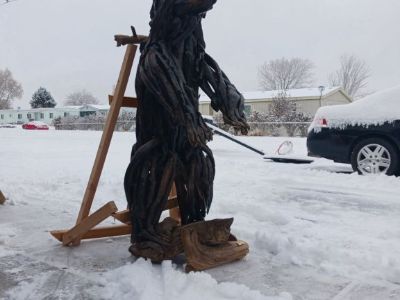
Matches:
[[112, 196, 179, 225], [62, 201, 118, 246], [112, 210, 131, 224], [51, 224, 131, 242], [52, 194, 179, 244]]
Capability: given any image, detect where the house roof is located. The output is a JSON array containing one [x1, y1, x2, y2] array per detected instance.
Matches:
[[86, 105, 110, 110], [0, 104, 110, 113], [65, 104, 110, 110], [62, 106, 82, 110], [199, 87, 352, 103], [0, 106, 81, 113]]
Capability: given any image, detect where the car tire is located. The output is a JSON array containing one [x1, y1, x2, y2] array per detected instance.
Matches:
[[351, 138, 399, 176]]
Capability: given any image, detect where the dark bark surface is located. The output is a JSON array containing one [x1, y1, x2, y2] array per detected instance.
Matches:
[[124, 0, 249, 251]]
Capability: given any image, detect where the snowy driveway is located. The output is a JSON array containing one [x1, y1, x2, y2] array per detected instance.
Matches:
[[0, 129, 400, 299]]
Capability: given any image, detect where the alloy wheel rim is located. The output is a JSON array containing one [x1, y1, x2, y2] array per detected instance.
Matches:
[[357, 144, 391, 175]]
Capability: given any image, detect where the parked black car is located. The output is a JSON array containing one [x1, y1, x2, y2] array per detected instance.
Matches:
[[307, 86, 400, 175]]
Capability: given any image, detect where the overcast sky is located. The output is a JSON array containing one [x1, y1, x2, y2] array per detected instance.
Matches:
[[1, 0, 400, 108]]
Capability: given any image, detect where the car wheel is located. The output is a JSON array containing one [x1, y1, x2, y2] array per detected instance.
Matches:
[[351, 138, 399, 176]]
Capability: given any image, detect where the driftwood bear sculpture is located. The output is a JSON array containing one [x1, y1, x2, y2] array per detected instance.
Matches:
[[124, 0, 249, 261]]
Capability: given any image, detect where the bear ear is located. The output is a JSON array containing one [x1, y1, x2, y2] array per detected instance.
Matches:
[[216, 218, 234, 229], [150, 0, 158, 19]]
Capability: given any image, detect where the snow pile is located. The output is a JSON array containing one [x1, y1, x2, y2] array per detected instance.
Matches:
[[95, 259, 292, 300], [310, 85, 400, 131], [0, 224, 17, 258]]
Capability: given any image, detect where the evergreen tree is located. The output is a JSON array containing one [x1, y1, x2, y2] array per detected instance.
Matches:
[[30, 87, 57, 108]]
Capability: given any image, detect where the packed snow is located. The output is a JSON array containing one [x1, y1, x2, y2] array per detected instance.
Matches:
[[1, 128, 400, 299], [310, 85, 400, 131]]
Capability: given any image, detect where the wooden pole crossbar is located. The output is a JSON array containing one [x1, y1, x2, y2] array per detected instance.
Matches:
[[108, 95, 139, 108], [50, 44, 180, 246]]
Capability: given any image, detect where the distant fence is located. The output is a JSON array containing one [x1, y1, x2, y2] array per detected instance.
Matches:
[[54, 121, 136, 132], [54, 121, 312, 137], [217, 121, 312, 137]]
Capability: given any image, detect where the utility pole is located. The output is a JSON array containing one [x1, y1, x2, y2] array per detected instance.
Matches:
[[318, 85, 325, 108]]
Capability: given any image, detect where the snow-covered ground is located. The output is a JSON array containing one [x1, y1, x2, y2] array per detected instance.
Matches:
[[1, 128, 400, 300]]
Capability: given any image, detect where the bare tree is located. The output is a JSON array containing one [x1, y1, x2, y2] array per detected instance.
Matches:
[[0, 68, 23, 109], [258, 57, 314, 91], [64, 89, 99, 106], [329, 54, 370, 98]]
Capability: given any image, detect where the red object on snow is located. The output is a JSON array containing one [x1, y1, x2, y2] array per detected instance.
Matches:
[[22, 122, 49, 130]]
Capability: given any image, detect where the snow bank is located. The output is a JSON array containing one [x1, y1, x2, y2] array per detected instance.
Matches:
[[95, 259, 292, 300], [310, 85, 400, 131]]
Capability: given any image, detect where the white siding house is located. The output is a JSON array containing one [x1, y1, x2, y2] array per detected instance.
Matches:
[[199, 87, 352, 117], [0, 104, 110, 125]]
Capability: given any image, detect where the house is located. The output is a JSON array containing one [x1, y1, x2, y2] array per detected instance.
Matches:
[[199, 87, 352, 117], [0, 104, 111, 125], [77, 105, 110, 117]]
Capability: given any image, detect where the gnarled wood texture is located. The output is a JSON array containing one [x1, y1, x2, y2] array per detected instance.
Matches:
[[0, 190, 5, 205], [129, 217, 183, 263], [124, 0, 249, 254], [181, 218, 249, 272]]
